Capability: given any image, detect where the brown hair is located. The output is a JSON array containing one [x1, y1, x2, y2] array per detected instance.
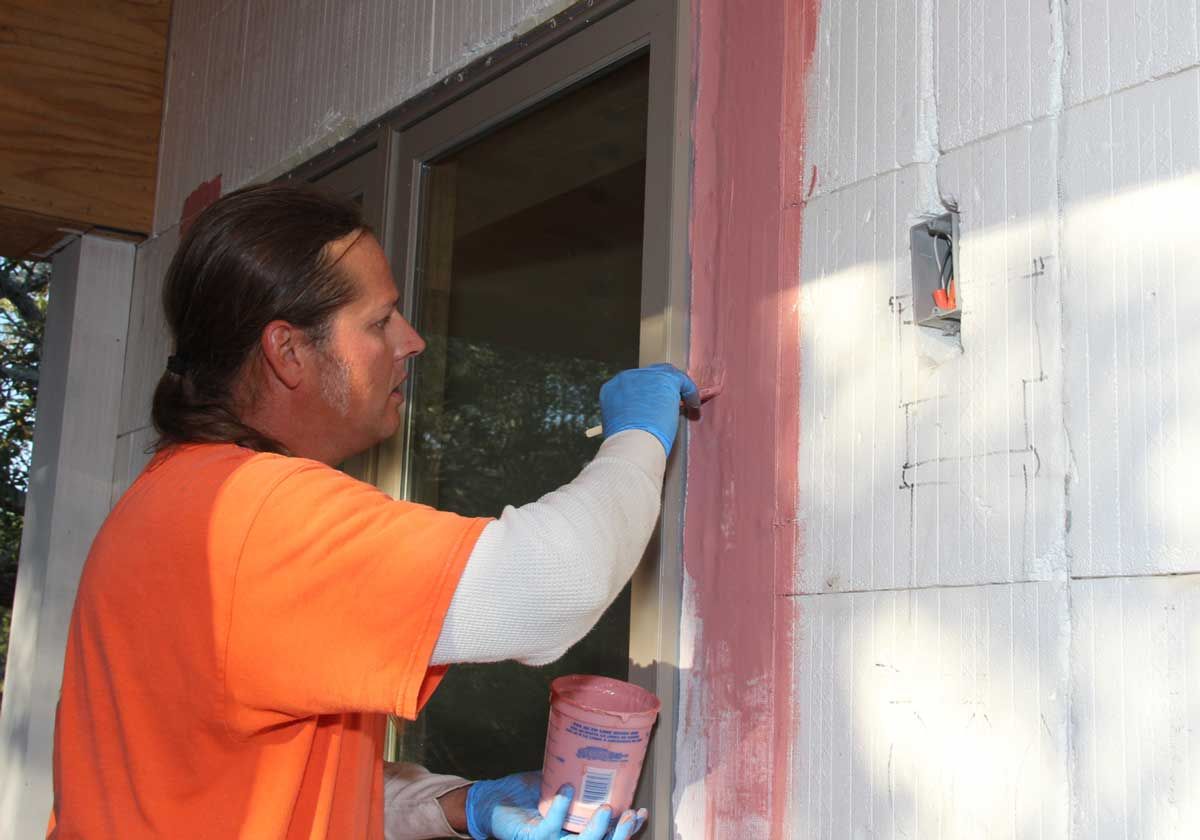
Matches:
[[151, 181, 366, 453]]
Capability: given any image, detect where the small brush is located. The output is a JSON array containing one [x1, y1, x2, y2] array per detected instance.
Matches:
[[585, 383, 723, 438]]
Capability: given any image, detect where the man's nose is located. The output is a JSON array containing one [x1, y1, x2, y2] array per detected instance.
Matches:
[[393, 314, 426, 361]]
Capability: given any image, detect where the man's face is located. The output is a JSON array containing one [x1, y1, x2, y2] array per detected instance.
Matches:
[[313, 231, 425, 461]]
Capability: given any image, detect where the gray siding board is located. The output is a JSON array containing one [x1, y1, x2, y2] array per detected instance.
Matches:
[[0, 236, 135, 838]]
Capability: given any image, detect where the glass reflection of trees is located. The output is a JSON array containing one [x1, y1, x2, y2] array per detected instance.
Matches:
[[396, 52, 650, 783], [411, 334, 617, 516], [405, 332, 632, 779]]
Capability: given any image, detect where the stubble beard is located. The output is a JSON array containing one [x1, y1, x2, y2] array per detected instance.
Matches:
[[318, 348, 353, 418]]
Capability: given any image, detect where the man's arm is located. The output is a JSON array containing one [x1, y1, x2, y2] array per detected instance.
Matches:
[[383, 762, 471, 840], [436, 786, 470, 835], [430, 429, 665, 666], [430, 365, 697, 668]]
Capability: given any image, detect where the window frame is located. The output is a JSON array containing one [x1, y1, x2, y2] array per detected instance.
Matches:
[[293, 0, 689, 828]]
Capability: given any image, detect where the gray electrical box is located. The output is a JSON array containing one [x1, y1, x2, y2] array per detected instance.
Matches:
[[910, 211, 960, 335]]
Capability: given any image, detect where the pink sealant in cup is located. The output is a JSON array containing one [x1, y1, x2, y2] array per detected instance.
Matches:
[[538, 675, 661, 833]]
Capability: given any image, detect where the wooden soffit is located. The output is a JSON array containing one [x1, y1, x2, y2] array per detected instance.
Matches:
[[0, 0, 171, 258]]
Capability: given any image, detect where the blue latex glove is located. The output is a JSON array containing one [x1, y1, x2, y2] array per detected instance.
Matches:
[[599, 363, 700, 455], [465, 771, 647, 840]]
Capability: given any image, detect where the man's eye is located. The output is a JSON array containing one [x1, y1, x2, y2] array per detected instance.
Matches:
[[375, 315, 391, 329]]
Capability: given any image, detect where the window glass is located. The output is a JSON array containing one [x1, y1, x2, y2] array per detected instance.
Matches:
[[400, 55, 650, 779]]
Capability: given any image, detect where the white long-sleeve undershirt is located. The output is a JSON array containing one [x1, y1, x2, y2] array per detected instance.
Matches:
[[430, 429, 667, 667]]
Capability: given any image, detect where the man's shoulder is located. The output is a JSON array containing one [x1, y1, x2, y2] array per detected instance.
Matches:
[[146, 441, 259, 478], [113, 443, 311, 520], [151, 442, 314, 485], [119, 442, 399, 546], [88, 445, 308, 583]]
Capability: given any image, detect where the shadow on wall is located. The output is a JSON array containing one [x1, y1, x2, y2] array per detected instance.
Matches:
[[1060, 171, 1200, 577], [799, 151, 1200, 593], [0, 696, 52, 830], [791, 153, 1200, 840], [792, 575, 1200, 840], [796, 154, 1069, 595], [1069, 574, 1200, 839], [794, 584, 1072, 837]]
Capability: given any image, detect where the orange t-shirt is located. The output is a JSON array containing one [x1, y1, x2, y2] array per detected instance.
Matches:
[[48, 443, 489, 839]]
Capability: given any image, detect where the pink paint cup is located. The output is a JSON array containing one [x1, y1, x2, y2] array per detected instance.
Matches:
[[538, 675, 661, 833]]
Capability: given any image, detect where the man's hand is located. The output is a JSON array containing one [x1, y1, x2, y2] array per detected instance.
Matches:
[[599, 363, 700, 456], [465, 771, 647, 840]]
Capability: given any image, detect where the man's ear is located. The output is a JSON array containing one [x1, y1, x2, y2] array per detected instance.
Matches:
[[259, 320, 306, 389]]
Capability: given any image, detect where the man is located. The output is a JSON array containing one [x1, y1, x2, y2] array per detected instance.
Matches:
[[49, 183, 698, 839]]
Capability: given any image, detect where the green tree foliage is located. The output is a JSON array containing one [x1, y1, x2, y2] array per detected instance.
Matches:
[[410, 335, 614, 518], [0, 257, 49, 699]]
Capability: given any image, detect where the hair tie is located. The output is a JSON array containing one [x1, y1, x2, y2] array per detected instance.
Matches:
[[166, 353, 190, 376]]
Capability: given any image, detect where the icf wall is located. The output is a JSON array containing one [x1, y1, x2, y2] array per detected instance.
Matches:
[[114, 0, 573, 490], [793, 1, 1200, 838]]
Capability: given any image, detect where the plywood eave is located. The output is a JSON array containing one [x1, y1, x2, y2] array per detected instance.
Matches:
[[0, 0, 171, 245]]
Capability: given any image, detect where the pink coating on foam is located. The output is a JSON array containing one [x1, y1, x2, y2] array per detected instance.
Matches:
[[682, 0, 821, 836]]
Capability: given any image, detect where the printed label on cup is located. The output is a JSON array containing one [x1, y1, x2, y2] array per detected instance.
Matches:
[[538, 675, 661, 833]]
